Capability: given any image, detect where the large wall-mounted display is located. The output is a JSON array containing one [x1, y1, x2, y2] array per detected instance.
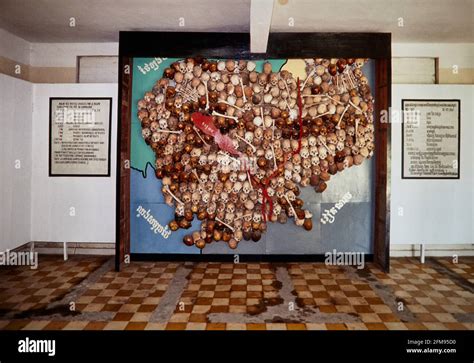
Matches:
[[117, 32, 391, 270]]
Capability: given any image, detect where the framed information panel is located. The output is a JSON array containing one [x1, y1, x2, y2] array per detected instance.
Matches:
[[402, 99, 460, 179], [49, 97, 112, 176]]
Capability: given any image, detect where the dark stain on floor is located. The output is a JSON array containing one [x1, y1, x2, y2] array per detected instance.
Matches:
[[247, 297, 284, 315], [427, 258, 474, 293]]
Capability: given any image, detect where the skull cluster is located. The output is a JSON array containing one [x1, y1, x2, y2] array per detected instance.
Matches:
[[138, 57, 374, 250]]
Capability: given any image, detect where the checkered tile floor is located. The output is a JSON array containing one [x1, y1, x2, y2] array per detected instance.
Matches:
[[0, 256, 472, 330]]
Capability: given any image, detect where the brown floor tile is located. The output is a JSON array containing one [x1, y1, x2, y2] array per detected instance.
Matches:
[[189, 313, 208, 323], [137, 304, 156, 312], [365, 323, 388, 330], [286, 323, 306, 330], [246, 323, 267, 330], [206, 323, 226, 330], [166, 323, 187, 330], [319, 305, 337, 313], [3, 320, 30, 330], [84, 322, 107, 330], [326, 323, 347, 330], [378, 313, 400, 323], [113, 312, 134, 321], [44, 321, 69, 330], [125, 322, 147, 330]]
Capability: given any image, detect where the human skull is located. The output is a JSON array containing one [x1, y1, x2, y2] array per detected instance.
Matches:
[[292, 154, 302, 165], [214, 181, 223, 194], [217, 202, 226, 213], [292, 172, 302, 184], [150, 121, 159, 132], [354, 58, 365, 68], [191, 148, 202, 158], [267, 187, 275, 197], [207, 202, 217, 214], [232, 181, 242, 193], [300, 147, 309, 159], [282, 139, 291, 153], [220, 192, 229, 204], [150, 132, 159, 143], [164, 144, 174, 155], [229, 172, 238, 182], [273, 204, 282, 216], [242, 181, 251, 194], [326, 133, 337, 145], [174, 97, 183, 109], [210, 71, 220, 82], [291, 139, 299, 152], [202, 191, 211, 203], [199, 155, 207, 165], [224, 180, 233, 193], [275, 186, 285, 198], [209, 171, 218, 183], [182, 192, 192, 203], [225, 212, 234, 224], [276, 176, 285, 187], [265, 149, 274, 160], [253, 212, 262, 223], [286, 191, 296, 201], [197, 183, 205, 194], [199, 173, 208, 184], [254, 167, 264, 180], [302, 158, 311, 169], [244, 131, 254, 144], [336, 129, 346, 142], [142, 128, 151, 139], [226, 202, 236, 214], [318, 146, 328, 159], [175, 203, 185, 216]]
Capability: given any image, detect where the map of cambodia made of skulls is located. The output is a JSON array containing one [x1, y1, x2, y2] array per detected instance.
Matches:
[[134, 57, 375, 250]]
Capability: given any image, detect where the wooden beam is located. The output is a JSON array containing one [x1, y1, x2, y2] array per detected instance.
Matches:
[[250, 0, 274, 53]]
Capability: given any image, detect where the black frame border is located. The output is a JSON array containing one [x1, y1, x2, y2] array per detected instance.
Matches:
[[117, 31, 391, 269], [401, 99, 461, 180], [48, 97, 113, 177]]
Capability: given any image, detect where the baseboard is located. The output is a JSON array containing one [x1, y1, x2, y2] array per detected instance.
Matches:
[[390, 243, 474, 257], [12, 242, 474, 258], [16, 241, 115, 256]]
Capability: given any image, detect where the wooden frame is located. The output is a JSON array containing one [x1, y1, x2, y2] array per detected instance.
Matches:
[[116, 32, 391, 272], [401, 99, 461, 180], [49, 97, 112, 177]]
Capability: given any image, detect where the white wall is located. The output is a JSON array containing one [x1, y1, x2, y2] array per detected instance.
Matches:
[[392, 43, 474, 69], [31, 83, 118, 243], [26, 41, 474, 77], [391, 85, 474, 245], [0, 28, 31, 64], [30, 43, 118, 67], [0, 74, 33, 250]]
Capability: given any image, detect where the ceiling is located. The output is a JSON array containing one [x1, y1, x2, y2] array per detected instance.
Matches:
[[0, 0, 472, 43]]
